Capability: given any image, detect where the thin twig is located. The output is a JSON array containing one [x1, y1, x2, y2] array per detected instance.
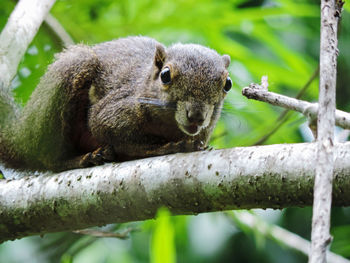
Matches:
[[242, 78, 350, 130], [253, 67, 319, 145], [44, 13, 75, 47], [73, 227, 136, 239]]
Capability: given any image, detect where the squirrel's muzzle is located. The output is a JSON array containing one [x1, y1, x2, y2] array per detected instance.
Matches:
[[175, 101, 214, 136], [186, 108, 205, 126]]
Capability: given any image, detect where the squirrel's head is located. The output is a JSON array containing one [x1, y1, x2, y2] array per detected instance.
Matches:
[[152, 43, 231, 136]]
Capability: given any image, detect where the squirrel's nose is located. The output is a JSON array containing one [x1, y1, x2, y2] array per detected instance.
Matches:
[[187, 110, 205, 125]]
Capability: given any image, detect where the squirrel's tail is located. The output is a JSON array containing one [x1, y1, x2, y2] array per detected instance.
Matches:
[[0, 86, 19, 129], [0, 85, 20, 173]]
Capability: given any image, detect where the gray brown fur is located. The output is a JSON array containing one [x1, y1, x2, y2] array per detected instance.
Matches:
[[0, 36, 230, 172]]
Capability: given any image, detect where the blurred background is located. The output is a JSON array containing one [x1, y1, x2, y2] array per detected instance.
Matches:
[[1, 0, 350, 262]]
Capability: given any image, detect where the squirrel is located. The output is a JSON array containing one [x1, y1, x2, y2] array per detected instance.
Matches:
[[0, 36, 231, 172]]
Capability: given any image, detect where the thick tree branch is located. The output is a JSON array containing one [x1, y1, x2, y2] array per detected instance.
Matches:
[[242, 80, 350, 130], [2, 142, 350, 243]]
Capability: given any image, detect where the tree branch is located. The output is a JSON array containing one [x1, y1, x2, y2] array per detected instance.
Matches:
[[0, 0, 56, 124], [2, 142, 350, 243], [44, 13, 75, 47], [0, 0, 56, 89], [253, 67, 319, 145], [242, 78, 350, 130], [310, 1, 343, 262], [72, 227, 135, 239]]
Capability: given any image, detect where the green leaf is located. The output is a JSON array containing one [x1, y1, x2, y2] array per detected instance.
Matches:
[[150, 207, 176, 263]]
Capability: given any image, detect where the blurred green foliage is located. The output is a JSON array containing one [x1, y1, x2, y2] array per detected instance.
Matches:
[[1, 0, 350, 262], [150, 208, 176, 263]]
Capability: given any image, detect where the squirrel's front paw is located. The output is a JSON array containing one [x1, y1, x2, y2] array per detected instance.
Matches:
[[79, 146, 115, 167]]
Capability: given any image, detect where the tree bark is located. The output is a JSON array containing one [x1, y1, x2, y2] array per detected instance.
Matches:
[[0, 0, 56, 125], [0, 0, 56, 89], [242, 83, 350, 130], [44, 13, 74, 47], [309, 1, 342, 262], [2, 142, 350, 243]]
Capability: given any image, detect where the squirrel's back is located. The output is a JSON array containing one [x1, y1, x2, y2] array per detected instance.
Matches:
[[92, 36, 163, 95]]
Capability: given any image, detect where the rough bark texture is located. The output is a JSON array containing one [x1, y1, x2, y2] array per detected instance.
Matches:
[[309, 1, 341, 262], [2, 142, 350, 243]]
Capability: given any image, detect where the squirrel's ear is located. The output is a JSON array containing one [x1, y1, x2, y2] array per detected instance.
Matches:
[[154, 44, 167, 71], [222, 54, 230, 69]]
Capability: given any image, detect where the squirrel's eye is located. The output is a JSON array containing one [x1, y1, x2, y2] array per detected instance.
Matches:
[[160, 67, 171, 84], [223, 76, 232, 93]]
